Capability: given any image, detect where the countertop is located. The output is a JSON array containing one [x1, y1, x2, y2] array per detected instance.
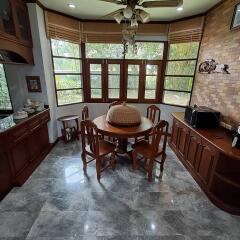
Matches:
[[173, 112, 240, 160], [0, 108, 49, 134]]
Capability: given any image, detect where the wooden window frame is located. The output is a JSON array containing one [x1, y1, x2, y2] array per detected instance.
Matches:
[[163, 42, 200, 107], [50, 39, 83, 107]]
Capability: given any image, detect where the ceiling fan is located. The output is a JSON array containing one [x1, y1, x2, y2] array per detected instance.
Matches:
[[100, 0, 183, 26]]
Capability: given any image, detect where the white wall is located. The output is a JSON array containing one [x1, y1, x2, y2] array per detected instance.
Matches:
[[55, 103, 184, 136]]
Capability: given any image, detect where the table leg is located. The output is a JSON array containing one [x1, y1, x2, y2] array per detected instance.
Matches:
[[75, 119, 80, 140], [116, 138, 129, 154]]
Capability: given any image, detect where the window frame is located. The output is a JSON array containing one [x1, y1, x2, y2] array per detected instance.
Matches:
[[0, 64, 13, 113], [50, 39, 83, 107], [162, 42, 200, 107]]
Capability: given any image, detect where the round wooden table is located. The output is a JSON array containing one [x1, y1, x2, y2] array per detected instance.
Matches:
[[93, 115, 153, 153]]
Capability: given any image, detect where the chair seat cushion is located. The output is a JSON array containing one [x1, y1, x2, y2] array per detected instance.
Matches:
[[132, 140, 162, 158], [86, 140, 116, 156]]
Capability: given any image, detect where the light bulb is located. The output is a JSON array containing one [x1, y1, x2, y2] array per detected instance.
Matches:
[[139, 11, 150, 23], [131, 18, 138, 28], [123, 6, 133, 19], [114, 13, 124, 24]]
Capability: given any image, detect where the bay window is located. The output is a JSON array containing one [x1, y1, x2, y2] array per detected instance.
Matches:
[[163, 42, 200, 107]]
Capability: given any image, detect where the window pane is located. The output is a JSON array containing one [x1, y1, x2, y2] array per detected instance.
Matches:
[[166, 60, 196, 76], [86, 43, 123, 59], [90, 75, 102, 88], [108, 64, 120, 74], [90, 64, 101, 74], [57, 89, 82, 106], [109, 89, 120, 99], [91, 89, 102, 99], [145, 76, 157, 89], [125, 42, 164, 60], [109, 75, 120, 88], [146, 65, 158, 75], [127, 89, 138, 99], [55, 75, 81, 90], [163, 91, 190, 106], [127, 75, 139, 88], [164, 76, 193, 92], [128, 65, 139, 74], [0, 64, 12, 110], [51, 39, 80, 58], [53, 58, 81, 73], [169, 42, 199, 60], [145, 90, 156, 100]]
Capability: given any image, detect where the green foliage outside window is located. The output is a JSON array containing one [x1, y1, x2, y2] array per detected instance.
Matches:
[[51, 39, 83, 106], [163, 42, 199, 106], [0, 64, 12, 110]]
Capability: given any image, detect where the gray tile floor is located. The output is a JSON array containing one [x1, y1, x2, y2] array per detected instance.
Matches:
[[0, 141, 240, 240]]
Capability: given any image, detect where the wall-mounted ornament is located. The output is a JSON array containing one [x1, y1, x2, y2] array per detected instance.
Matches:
[[199, 59, 230, 74], [26, 76, 42, 92]]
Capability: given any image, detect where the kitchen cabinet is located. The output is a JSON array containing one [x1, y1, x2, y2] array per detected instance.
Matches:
[[0, 109, 51, 199]]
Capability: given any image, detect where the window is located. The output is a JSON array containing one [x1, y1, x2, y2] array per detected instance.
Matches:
[[163, 42, 200, 106], [85, 42, 164, 103], [0, 64, 12, 111], [51, 39, 83, 106]]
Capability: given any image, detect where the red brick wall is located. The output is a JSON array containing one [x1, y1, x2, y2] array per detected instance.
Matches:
[[191, 0, 240, 124]]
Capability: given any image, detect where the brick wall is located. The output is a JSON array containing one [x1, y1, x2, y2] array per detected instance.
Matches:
[[191, 0, 240, 125]]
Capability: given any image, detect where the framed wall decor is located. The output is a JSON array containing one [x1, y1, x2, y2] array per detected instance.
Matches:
[[231, 3, 240, 30], [26, 76, 42, 92]]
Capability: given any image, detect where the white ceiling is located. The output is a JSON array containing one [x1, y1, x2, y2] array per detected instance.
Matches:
[[39, 0, 221, 21]]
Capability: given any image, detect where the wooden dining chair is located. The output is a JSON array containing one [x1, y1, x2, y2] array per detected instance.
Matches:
[[132, 120, 169, 181], [109, 101, 124, 109], [81, 120, 116, 181], [135, 105, 161, 143], [82, 105, 89, 120]]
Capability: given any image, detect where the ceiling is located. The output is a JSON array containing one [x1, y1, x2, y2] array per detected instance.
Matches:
[[39, 0, 221, 21]]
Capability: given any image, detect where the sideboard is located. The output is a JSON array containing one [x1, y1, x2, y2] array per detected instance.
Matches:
[[169, 112, 240, 215]]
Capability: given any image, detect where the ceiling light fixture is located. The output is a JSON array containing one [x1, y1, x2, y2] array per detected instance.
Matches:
[[177, 6, 183, 11], [123, 6, 133, 19], [114, 12, 124, 24], [68, 3, 76, 8]]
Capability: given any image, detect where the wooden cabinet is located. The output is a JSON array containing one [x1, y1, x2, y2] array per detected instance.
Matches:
[[0, 109, 51, 198], [169, 112, 240, 215], [0, 0, 33, 64]]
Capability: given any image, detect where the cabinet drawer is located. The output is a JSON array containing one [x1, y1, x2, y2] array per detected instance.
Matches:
[[12, 125, 28, 143], [41, 111, 50, 124]]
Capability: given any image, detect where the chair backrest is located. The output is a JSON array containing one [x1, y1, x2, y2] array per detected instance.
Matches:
[[150, 120, 169, 155], [147, 105, 161, 124], [109, 101, 124, 109], [81, 120, 99, 155], [82, 105, 89, 120]]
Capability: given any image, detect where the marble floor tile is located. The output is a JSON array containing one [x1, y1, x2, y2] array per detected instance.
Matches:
[[0, 140, 240, 239]]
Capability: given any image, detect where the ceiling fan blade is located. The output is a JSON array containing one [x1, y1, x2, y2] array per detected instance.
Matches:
[[100, 9, 124, 19], [142, 0, 182, 8], [98, 0, 125, 5]]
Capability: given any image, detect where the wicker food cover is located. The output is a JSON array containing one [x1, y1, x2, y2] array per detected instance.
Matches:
[[106, 102, 141, 126]]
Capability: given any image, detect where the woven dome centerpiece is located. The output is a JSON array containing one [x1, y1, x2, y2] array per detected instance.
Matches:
[[106, 102, 141, 126]]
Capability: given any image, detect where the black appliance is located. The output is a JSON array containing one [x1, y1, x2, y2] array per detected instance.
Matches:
[[184, 105, 220, 129], [232, 127, 240, 149]]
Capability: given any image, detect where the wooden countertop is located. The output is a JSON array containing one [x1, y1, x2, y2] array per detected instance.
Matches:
[[0, 108, 50, 134], [172, 112, 240, 161]]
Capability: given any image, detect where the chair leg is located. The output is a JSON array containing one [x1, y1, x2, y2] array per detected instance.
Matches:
[[111, 152, 116, 171], [96, 158, 101, 182], [81, 152, 87, 173], [160, 153, 166, 173], [132, 150, 138, 171], [147, 158, 154, 182]]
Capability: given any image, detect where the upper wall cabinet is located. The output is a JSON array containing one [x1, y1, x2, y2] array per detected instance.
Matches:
[[0, 0, 33, 64]]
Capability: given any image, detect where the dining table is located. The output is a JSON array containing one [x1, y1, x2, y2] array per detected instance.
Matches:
[[93, 114, 153, 154]]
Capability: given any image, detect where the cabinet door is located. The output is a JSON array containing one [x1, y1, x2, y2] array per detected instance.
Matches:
[[185, 131, 201, 169], [177, 123, 190, 159], [0, 0, 15, 36], [196, 140, 218, 185], [171, 119, 180, 150], [11, 136, 29, 175]]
